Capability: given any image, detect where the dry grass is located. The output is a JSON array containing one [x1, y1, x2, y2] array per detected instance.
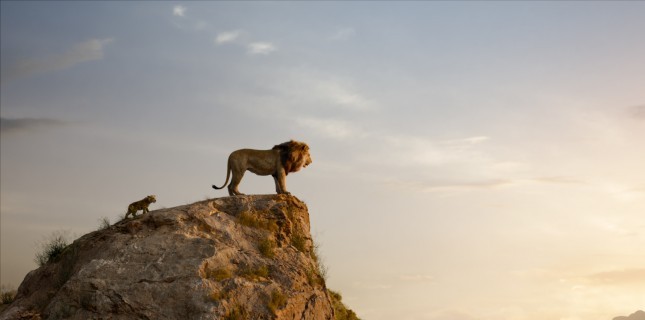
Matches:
[[35, 232, 69, 267], [97, 217, 111, 231], [329, 290, 361, 320], [206, 267, 232, 282], [310, 240, 328, 283], [239, 264, 270, 281], [257, 238, 276, 258], [306, 267, 324, 287], [224, 305, 248, 320], [206, 289, 229, 302], [291, 232, 307, 253], [238, 211, 278, 232], [1, 285, 16, 305], [267, 289, 287, 315]]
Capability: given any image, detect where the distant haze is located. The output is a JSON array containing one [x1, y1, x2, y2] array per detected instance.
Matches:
[[614, 310, 645, 320]]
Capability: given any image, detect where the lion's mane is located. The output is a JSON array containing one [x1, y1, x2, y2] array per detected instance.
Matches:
[[272, 140, 311, 174]]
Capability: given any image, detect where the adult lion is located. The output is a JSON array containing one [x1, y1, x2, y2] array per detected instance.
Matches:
[[212, 140, 312, 196]]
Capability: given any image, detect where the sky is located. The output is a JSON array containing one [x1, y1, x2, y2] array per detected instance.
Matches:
[[1, 1, 644, 319]]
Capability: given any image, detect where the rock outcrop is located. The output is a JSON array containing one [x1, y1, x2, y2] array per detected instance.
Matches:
[[1, 195, 335, 320]]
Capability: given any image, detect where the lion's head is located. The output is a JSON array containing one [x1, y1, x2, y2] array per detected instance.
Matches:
[[273, 140, 312, 174], [147, 195, 157, 203]]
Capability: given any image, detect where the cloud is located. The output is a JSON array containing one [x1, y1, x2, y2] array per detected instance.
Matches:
[[247, 42, 277, 55], [351, 281, 392, 290], [459, 136, 490, 144], [382, 135, 490, 167], [585, 268, 645, 286], [2, 38, 114, 82], [215, 30, 242, 44], [350, 134, 528, 194], [173, 5, 186, 17], [419, 176, 588, 193], [330, 27, 356, 41], [294, 117, 363, 140], [212, 31, 277, 56], [170, 6, 211, 31], [421, 179, 515, 193], [1, 117, 68, 135], [424, 310, 480, 320], [272, 69, 373, 111], [399, 274, 435, 282], [527, 176, 586, 185], [212, 32, 276, 55], [313, 81, 371, 110]]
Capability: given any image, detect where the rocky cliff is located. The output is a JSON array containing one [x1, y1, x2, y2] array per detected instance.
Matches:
[[1, 195, 351, 320]]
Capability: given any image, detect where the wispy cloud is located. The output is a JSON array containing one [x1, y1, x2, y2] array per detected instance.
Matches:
[[351, 281, 392, 290], [380, 135, 492, 167], [424, 310, 479, 320], [172, 5, 186, 17], [330, 27, 356, 41], [455, 136, 490, 144], [399, 274, 435, 282], [272, 69, 373, 111], [212, 30, 276, 55], [215, 30, 242, 44], [2, 38, 113, 82], [294, 117, 364, 140], [421, 179, 515, 193], [170, 5, 211, 31], [247, 42, 277, 55], [314, 80, 371, 110], [527, 267, 645, 287], [585, 268, 645, 286], [418, 176, 586, 193], [527, 176, 586, 185], [0, 117, 68, 135]]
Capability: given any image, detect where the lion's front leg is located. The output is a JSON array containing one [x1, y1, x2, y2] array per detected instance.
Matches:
[[273, 170, 290, 195], [273, 175, 282, 194]]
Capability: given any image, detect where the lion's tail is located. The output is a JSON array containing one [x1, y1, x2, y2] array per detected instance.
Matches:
[[212, 159, 231, 190]]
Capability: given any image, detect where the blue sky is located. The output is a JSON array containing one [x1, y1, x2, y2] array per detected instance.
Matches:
[[2, 2, 645, 319]]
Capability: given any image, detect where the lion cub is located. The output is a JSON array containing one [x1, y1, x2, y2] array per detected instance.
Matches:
[[125, 195, 156, 218]]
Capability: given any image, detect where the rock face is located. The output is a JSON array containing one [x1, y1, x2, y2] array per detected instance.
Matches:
[[1, 195, 334, 320]]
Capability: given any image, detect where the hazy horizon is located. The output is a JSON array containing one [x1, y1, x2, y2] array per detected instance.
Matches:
[[2, 2, 644, 319]]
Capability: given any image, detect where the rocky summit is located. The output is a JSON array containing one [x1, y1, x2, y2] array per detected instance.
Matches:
[[1, 194, 351, 320]]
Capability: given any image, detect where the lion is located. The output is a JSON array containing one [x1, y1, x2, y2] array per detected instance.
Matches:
[[125, 195, 156, 218], [212, 140, 312, 196]]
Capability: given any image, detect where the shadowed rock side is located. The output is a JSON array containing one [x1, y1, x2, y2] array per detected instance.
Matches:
[[0, 195, 336, 320]]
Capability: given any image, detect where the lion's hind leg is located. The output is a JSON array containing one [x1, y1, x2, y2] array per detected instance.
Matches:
[[228, 170, 245, 196]]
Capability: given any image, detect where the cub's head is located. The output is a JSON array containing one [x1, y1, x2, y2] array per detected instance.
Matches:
[[146, 195, 157, 203]]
